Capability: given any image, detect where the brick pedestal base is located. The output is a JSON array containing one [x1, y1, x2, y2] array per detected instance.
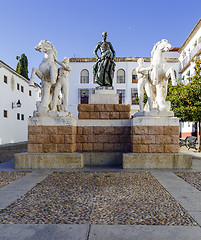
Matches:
[[78, 104, 130, 119], [28, 125, 76, 153], [76, 126, 131, 152], [131, 126, 180, 153]]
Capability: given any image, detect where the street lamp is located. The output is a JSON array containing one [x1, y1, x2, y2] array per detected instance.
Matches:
[[12, 100, 22, 109]]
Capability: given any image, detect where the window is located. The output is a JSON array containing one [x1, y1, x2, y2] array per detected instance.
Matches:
[[17, 113, 20, 120], [17, 83, 20, 90], [93, 75, 96, 84], [79, 89, 89, 104], [21, 85, 24, 92], [80, 69, 89, 83], [21, 114, 24, 121], [117, 69, 125, 83], [4, 110, 7, 118], [117, 89, 125, 104], [131, 88, 138, 105], [132, 69, 138, 83], [186, 70, 190, 76], [29, 90, 32, 96], [188, 122, 191, 127], [4, 75, 7, 84]]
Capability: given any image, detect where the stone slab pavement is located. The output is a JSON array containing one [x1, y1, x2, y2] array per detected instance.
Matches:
[[1, 153, 201, 239], [0, 160, 15, 171], [0, 170, 52, 210], [0, 224, 201, 240], [0, 224, 89, 240]]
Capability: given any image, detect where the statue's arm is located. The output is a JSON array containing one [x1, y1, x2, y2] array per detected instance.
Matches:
[[109, 42, 116, 59], [56, 60, 71, 72], [138, 66, 152, 74], [93, 42, 101, 59]]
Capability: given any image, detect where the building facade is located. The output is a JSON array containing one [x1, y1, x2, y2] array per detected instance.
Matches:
[[0, 60, 41, 145], [178, 18, 201, 138]]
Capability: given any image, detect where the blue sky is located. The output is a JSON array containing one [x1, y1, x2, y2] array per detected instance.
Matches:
[[0, 0, 200, 81]]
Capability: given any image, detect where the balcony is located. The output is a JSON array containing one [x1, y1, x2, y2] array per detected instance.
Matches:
[[182, 56, 189, 68], [189, 42, 201, 59], [180, 42, 201, 73]]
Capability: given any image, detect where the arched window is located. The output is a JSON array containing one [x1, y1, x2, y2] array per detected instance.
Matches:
[[117, 69, 125, 83], [80, 69, 89, 83], [132, 69, 138, 83]]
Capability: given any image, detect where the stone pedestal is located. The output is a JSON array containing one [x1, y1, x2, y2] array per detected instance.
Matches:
[[122, 113, 191, 169], [15, 152, 84, 169], [131, 114, 180, 153], [27, 116, 77, 154], [78, 104, 130, 119], [123, 153, 192, 169], [90, 89, 119, 104], [77, 103, 131, 152]]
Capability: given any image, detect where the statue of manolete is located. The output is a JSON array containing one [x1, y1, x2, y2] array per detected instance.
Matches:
[[93, 32, 116, 87]]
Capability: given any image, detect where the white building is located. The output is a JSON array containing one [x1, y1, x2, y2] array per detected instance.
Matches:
[[179, 18, 201, 83], [178, 18, 201, 138], [0, 60, 41, 145], [68, 52, 180, 119]]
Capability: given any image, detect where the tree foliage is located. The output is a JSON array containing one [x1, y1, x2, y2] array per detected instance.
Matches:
[[167, 58, 201, 151], [135, 91, 148, 105], [167, 58, 201, 122], [16, 54, 29, 80]]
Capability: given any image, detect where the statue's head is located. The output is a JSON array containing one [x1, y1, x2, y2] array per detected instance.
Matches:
[[35, 40, 57, 59], [35, 40, 50, 52], [137, 58, 144, 65], [151, 39, 172, 57], [102, 32, 107, 40], [63, 57, 69, 64]]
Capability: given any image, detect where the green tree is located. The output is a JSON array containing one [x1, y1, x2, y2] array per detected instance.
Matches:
[[167, 58, 201, 151], [135, 91, 148, 105], [16, 54, 29, 80]]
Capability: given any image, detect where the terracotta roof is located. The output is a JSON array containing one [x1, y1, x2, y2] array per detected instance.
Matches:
[[179, 62, 191, 74], [70, 57, 179, 63], [169, 47, 179, 52], [179, 18, 201, 53], [69, 57, 150, 62]]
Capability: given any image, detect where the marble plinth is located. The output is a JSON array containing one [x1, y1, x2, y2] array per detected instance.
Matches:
[[15, 152, 84, 169], [123, 153, 192, 169], [90, 89, 119, 104]]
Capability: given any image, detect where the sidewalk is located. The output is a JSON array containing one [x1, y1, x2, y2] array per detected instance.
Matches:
[[0, 151, 201, 240]]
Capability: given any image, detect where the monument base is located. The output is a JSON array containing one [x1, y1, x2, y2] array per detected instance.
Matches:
[[123, 153, 192, 169], [90, 89, 119, 104], [15, 152, 192, 170], [15, 152, 84, 169], [83, 152, 122, 166], [131, 115, 180, 153]]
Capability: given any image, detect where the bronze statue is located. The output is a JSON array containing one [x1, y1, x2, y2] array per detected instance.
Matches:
[[93, 32, 116, 87]]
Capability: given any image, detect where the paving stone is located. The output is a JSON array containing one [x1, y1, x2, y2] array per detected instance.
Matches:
[[0, 172, 196, 226]]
